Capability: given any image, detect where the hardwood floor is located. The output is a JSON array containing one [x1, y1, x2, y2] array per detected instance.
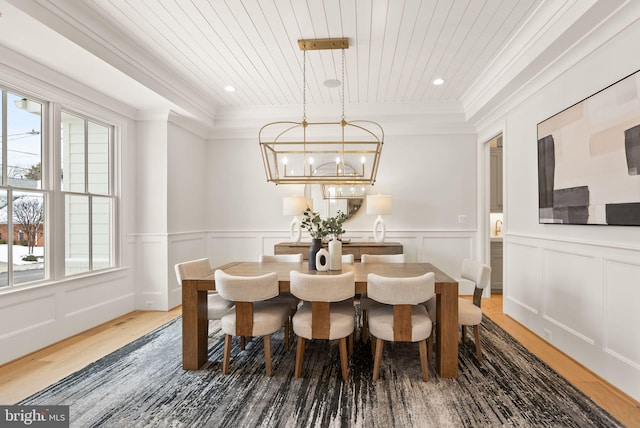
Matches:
[[0, 307, 181, 405], [482, 295, 640, 428], [0, 297, 638, 427]]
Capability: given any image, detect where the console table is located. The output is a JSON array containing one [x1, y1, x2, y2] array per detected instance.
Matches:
[[274, 242, 403, 261]]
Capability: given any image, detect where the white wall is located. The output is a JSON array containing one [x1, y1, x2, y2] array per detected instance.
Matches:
[[205, 110, 480, 281], [0, 46, 137, 365], [134, 117, 211, 310], [167, 120, 209, 308], [478, 16, 640, 401]]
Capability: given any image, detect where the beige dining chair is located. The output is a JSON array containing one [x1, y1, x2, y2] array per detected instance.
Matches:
[[367, 272, 435, 382], [342, 254, 355, 264], [359, 253, 407, 343], [259, 253, 303, 342], [214, 270, 291, 376], [259, 254, 304, 263], [175, 258, 234, 335], [458, 259, 492, 361], [289, 271, 355, 381]]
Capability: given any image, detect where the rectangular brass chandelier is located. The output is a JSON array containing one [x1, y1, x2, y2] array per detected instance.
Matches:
[[259, 38, 384, 185]]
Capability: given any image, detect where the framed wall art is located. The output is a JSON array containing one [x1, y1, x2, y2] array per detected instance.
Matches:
[[537, 69, 640, 225]]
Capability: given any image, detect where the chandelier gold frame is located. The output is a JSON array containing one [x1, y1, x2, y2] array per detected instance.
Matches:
[[259, 38, 384, 185]]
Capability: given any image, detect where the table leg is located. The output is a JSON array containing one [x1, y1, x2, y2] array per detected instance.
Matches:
[[436, 281, 458, 378], [182, 280, 208, 369]]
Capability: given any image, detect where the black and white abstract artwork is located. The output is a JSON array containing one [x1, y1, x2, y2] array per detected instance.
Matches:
[[538, 69, 640, 225]]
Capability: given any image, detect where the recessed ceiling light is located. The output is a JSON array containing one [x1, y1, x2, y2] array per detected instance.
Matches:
[[433, 78, 445, 86], [224, 85, 236, 92], [323, 79, 341, 88]]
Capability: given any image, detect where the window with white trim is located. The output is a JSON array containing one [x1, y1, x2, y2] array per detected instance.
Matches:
[[61, 112, 114, 275], [0, 85, 117, 289]]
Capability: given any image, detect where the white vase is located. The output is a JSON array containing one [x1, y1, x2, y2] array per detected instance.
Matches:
[[329, 239, 342, 271], [316, 248, 330, 271]]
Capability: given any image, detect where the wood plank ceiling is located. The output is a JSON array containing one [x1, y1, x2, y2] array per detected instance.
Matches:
[[79, 0, 542, 110]]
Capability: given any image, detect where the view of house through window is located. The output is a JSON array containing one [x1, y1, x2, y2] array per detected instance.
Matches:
[[61, 112, 114, 275], [0, 87, 116, 288], [0, 90, 45, 288]]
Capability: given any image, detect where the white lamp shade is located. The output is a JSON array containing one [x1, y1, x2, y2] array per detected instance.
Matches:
[[283, 196, 309, 216], [366, 195, 392, 215]]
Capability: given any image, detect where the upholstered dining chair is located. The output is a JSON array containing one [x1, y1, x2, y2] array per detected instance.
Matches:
[[458, 258, 492, 361], [175, 258, 233, 334], [214, 270, 291, 376], [289, 271, 355, 381], [259, 254, 304, 263], [359, 253, 407, 343], [366, 272, 435, 382], [259, 253, 304, 342], [342, 253, 355, 264]]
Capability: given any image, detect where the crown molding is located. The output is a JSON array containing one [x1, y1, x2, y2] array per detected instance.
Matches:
[[462, 0, 629, 125], [209, 102, 473, 140], [6, 0, 217, 125], [0, 43, 137, 121], [468, 0, 639, 128]]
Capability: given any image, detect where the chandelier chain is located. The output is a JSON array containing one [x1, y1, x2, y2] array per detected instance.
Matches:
[[341, 47, 345, 120], [302, 50, 307, 122]]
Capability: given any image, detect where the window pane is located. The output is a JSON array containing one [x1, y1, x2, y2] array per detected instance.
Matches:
[[61, 112, 85, 192], [0, 91, 3, 186], [7, 93, 42, 189], [65, 194, 89, 275], [0, 189, 7, 288], [13, 191, 45, 284], [92, 197, 112, 269], [88, 122, 110, 195]]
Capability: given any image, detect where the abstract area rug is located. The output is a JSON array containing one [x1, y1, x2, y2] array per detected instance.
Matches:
[[21, 316, 621, 427]]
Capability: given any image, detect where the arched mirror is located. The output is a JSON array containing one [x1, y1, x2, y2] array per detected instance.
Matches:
[[303, 162, 368, 221]]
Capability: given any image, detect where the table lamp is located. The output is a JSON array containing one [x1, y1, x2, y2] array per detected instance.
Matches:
[[366, 194, 392, 243], [283, 196, 310, 243]]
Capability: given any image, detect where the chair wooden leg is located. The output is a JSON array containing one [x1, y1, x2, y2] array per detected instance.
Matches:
[[419, 339, 429, 382], [264, 335, 272, 377], [473, 324, 482, 361], [428, 328, 435, 362], [241, 336, 246, 350], [339, 337, 349, 381], [295, 337, 306, 378], [289, 308, 297, 343], [461, 325, 467, 344], [223, 334, 232, 374], [372, 338, 384, 381], [370, 334, 376, 356], [362, 310, 369, 343], [284, 320, 290, 353]]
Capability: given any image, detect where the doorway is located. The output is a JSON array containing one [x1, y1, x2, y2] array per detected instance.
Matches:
[[487, 135, 503, 294]]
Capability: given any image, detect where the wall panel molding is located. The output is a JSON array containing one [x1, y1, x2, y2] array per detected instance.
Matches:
[[504, 234, 640, 401]]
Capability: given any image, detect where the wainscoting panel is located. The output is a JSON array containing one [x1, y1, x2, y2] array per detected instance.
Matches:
[[0, 268, 136, 366], [207, 233, 263, 267], [136, 235, 169, 310], [168, 232, 208, 309], [505, 233, 640, 402], [504, 241, 541, 319], [542, 248, 599, 346], [0, 293, 56, 339], [603, 258, 640, 369], [64, 275, 133, 318], [262, 235, 296, 258], [420, 234, 474, 282]]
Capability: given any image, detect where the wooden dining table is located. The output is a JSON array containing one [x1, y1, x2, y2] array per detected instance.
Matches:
[[181, 261, 459, 378]]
